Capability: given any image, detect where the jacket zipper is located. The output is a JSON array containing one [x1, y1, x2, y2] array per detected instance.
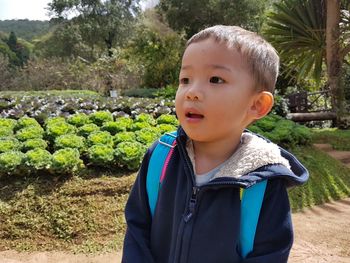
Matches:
[[183, 186, 199, 222]]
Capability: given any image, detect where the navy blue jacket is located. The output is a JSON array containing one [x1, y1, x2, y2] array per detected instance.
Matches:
[[122, 126, 309, 263]]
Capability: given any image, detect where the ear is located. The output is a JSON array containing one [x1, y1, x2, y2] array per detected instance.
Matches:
[[248, 91, 274, 120]]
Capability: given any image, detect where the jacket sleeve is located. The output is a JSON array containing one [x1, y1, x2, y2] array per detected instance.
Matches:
[[242, 178, 294, 263], [122, 145, 157, 263]]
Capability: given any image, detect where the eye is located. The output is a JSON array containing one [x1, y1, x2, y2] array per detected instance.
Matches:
[[180, 78, 190, 85], [210, 76, 225, 84]]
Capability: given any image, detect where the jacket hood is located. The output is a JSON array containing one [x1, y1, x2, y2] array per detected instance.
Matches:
[[177, 126, 309, 188]]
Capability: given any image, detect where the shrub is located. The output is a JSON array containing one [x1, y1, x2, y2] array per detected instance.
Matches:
[[21, 138, 48, 152], [77, 123, 100, 137], [154, 84, 177, 99], [254, 115, 276, 132], [87, 131, 114, 147], [0, 151, 26, 176], [114, 141, 147, 170], [54, 134, 86, 153], [135, 127, 161, 147], [292, 125, 312, 145], [156, 114, 179, 126], [113, 131, 136, 145], [67, 113, 90, 127], [25, 148, 52, 171], [89, 111, 113, 126], [15, 126, 45, 141], [87, 144, 115, 167], [51, 148, 84, 174], [134, 113, 156, 126], [0, 137, 21, 153]]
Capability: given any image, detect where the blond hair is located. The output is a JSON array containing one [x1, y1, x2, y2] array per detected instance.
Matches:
[[186, 25, 279, 93]]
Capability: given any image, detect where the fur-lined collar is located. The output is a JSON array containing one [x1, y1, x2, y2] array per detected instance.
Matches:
[[185, 131, 292, 180]]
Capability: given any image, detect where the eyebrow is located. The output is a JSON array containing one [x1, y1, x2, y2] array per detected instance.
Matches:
[[181, 64, 232, 72]]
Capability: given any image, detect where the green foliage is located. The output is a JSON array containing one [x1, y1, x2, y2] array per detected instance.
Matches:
[[51, 148, 84, 174], [249, 114, 312, 148], [156, 114, 179, 126], [89, 111, 113, 126], [45, 122, 77, 141], [44, 117, 66, 127], [154, 84, 177, 99], [15, 117, 41, 131], [0, 118, 17, 130], [67, 113, 90, 127], [0, 138, 21, 153], [24, 148, 52, 171], [311, 128, 350, 151], [135, 127, 161, 147], [21, 138, 48, 152], [87, 145, 115, 167], [262, 0, 326, 85], [158, 0, 269, 38], [46, 0, 140, 57], [87, 131, 114, 147], [157, 124, 177, 134], [77, 123, 100, 137], [135, 113, 156, 126], [130, 121, 151, 131], [0, 127, 14, 138], [15, 126, 45, 141], [113, 131, 136, 145], [125, 25, 184, 88], [101, 121, 127, 135], [122, 88, 158, 98], [0, 151, 26, 176], [0, 19, 51, 41], [54, 134, 86, 153], [114, 141, 146, 170], [114, 117, 133, 132]]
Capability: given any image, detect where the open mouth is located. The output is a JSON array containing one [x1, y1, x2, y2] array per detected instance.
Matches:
[[185, 112, 204, 119]]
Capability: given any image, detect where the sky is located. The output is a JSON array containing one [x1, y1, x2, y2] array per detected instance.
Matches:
[[0, 0, 158, 21]]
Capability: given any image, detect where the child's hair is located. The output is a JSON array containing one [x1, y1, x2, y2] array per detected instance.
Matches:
[[185, 25, 280, 94]]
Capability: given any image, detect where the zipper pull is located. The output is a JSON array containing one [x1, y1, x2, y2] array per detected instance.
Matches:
[[184, 186, 199, 222]]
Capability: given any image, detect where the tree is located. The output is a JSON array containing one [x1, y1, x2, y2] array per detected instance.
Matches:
[[47, 0, 141, 56], [263, 0, 350, 124], [157, 0, 270, 38]]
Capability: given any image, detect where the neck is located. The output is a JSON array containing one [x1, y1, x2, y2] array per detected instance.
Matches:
[[191, 130, 244, 174]]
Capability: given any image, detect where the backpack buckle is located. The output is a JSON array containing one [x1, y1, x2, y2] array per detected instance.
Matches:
[[158, 132, 177, 148]]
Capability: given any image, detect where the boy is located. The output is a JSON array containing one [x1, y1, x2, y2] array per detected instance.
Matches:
[[122, 25, 309, 263]]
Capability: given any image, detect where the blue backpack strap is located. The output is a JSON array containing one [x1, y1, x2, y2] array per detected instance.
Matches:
[[239, 179, 268, 258], [146, 131, 177, 217]]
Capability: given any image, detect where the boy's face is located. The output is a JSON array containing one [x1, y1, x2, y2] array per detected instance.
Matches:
[[175, 37, 259, 142]]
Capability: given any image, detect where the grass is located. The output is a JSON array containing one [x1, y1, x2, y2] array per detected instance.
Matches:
[[311, 127, 350, 151], [0, 168, 136, 253], [288, 145, 350, 212], [0, 129, 350, 252]]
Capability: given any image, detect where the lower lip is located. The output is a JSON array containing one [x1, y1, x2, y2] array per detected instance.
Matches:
[[185, 116, 204, 123]]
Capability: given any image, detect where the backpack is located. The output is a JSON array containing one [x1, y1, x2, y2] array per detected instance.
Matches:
[[146, 131, 267, 259]]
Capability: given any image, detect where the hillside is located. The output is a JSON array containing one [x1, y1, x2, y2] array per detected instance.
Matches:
[[0, 19, 52, 41]]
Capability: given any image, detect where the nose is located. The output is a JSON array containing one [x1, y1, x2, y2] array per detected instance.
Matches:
[[185, 85, 203, 101]]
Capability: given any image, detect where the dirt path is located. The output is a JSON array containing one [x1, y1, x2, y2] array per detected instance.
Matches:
[[1, 198, 349, 263]]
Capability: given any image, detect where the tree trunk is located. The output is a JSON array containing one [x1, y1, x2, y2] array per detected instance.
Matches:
[[326, 0, 345, 126]]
